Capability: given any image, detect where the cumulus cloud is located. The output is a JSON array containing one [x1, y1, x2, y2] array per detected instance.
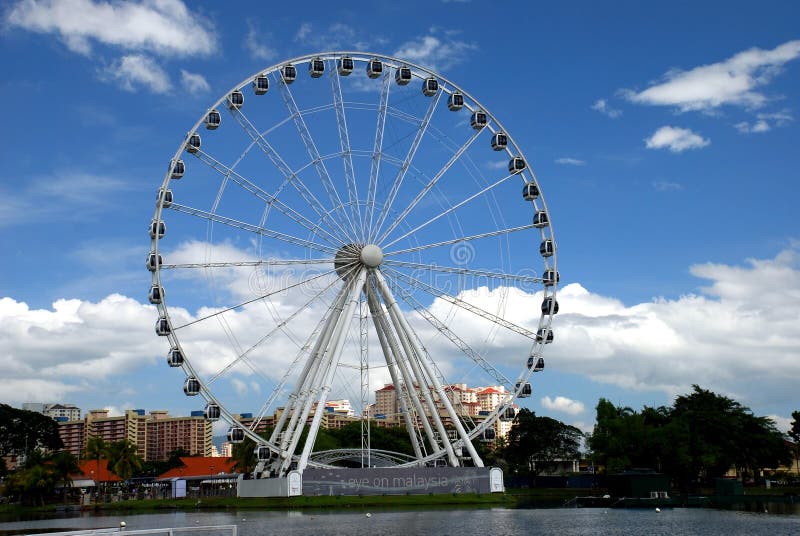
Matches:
[[735, 110, 793, 133], [555, 157, 586, 166], [541, 395, 585, 415], [5, 0, 217, 57], [623, 40, 800, 112], [591, 99, 622, 118], [180, 69, 209, 93], [290, 21, 385, 53], [394, 33, 478, 71], [645, 126, 709, 153], [102, 54, 170, 93]]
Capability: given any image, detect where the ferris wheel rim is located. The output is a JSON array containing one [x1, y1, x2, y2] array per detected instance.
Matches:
[[149, 50, 558, 467]]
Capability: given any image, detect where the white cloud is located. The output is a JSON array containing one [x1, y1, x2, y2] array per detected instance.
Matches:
[[541, 395, 585, 415], [5, 0, 217, 57], [645, 126, 710, 153], [624, 40, 800, 112], [289, 21, 385, 53], [243, 20, 277, 61], [652, 181, 683, 192], [294, 22, 312, 42], [0, 171, 131, 227], [555, 157, 586, 166], [735, 110, 793, 133], [394, 34, 478, 71], [180, 69, 209, 93], [102, 54, 170, 93], [591, 99, 622, 118]]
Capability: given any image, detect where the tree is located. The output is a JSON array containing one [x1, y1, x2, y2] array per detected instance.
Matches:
[[789, 411, 800, 476], [107, 440, 143, 481], [230, 438, 257, 475], [49, 451, 82, 504], [0, 404, 63, 456], [83, 436, 108, 466], [505, 409, 583, 476]]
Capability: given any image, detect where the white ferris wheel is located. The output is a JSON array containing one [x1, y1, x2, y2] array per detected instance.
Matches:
[[148, 52, 558, 477]]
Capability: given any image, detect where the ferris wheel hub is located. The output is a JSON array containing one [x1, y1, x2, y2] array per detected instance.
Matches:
[[360, 244, 384, 268]]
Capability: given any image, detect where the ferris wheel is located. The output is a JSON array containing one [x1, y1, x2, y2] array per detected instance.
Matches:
[[148, 52, 558, 477]]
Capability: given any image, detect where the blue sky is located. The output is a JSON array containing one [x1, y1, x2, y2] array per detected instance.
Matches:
[[1, 0, 798, 435]]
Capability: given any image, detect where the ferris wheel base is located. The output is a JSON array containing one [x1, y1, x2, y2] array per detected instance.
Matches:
[[237, 467, 504, 497]]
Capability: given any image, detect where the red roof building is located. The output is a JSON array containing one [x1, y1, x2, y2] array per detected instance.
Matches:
[[156, 457, 236, 480], [72, 459, 122, 485]]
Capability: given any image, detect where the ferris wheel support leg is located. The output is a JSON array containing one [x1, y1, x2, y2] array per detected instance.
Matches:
[[373, 273, 460, 467], [365, 283, 426, 462], [271, 283, 351, 473], [374, 270, 485, 468], [297, 269, 368, 473]]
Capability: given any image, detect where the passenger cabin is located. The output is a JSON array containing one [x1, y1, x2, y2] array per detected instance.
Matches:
[[527, 356, 545, 372], [539, 239, 554, 257], [447, 92, 464, 111], [395, 66, 412, 85], [205, 109, 221, 130], [533, 210, 549, 228], [183, 377, 200, 396], [204, 403, 220, 421], [256, 446, 271, 461], [252, 74, 269, 95], [515, 382, 533, 398], [155, 317, 170, 336], [227, 90, 244, 110], [543, 269, 560, 287], [522, 182, 539, 201], [146, 253, 162, 272], [422, 77, 439, 96], [149, 220, 165, 239], [367, 58, 383, 78], [309, 58, 325, 78], [158, 188, 172, 208], [470, 111, 487, 129], [148, 285, 163, 305], [338, 56, 354, 75], [491, 132, 508, 151], [281, 63, 297, 83], [541, 297, 559, 315], [500, 406, 517, 422], [508, 156, 526, 174], [536, 327, 554, 344], [481, 428, 496, 441], [186, 133, 201, 153], [170, 159, 184, 179], [167, 348, 183, 367], [227, 427, 245, 443]]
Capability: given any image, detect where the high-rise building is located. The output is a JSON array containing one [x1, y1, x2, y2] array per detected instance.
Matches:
[[57, 409, 212, 462], [22, 402, 81, 421]]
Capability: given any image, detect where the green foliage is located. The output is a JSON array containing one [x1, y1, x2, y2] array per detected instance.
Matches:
[[587, 385, 792, 490], [83, 436, 108, 463], [504, 409, 583, 476], [789, 411, 800, 475], [106, 440, 143, 480], [0, 404, 64, 455]]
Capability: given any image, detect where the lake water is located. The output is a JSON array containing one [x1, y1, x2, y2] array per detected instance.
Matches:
[[2, 507, 800, 536]]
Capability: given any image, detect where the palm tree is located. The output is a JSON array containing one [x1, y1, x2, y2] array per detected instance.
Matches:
[[108, 440, 143, 481], [83, 436, 108, 467], [49, 451, 81, 503]]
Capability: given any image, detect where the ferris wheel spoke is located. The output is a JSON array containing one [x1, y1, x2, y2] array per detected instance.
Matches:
[[365, 72, 392, 241], [206, 274, 341, 387], [162, 258, 334, 270], [191, 148, 342, 246], [385, 223, 535, 257], [383, 173, 517, 249], [382, 259, 544, 285], [376, 127, 483, 245], [386, 276, 513, 388], [372, 269, 483, 467], [329, 59, 363, 239], [274, 72, 360, 242], [168, 203, 338, 255], [172, 268, 335, 331], [225, 103, 356, 243], [371, 88, 444, 243], [382, 267, 536, 340]]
